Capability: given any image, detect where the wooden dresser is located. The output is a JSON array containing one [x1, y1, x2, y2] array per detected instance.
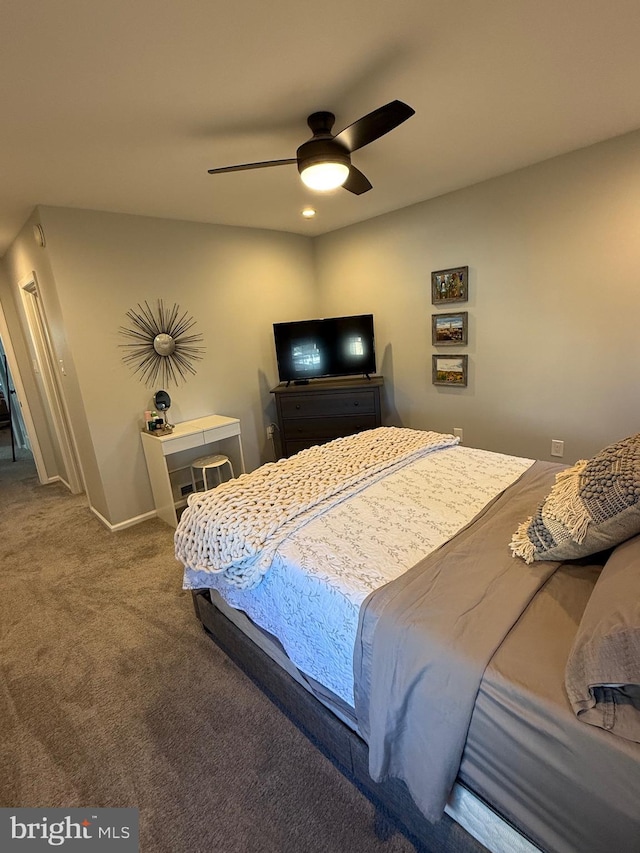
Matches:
[[271, 376, 383, 458]]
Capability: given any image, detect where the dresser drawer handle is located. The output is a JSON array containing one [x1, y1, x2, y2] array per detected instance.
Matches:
[[295, 404, 301, 410], [353, 401, 359, 406]]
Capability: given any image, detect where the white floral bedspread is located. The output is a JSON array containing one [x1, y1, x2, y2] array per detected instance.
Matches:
[[178, 427, 458, 590], [206, 445, 533, 705]]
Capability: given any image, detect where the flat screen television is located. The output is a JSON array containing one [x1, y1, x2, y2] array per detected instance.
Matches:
[[273, 314, 376, 384]]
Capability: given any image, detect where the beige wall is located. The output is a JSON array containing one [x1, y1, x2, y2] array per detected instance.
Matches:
[[35, 207, 317, 525], [314, 129, 640, 463]]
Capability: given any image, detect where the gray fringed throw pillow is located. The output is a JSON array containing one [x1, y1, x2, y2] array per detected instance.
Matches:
[[510, 433, 640, 564]]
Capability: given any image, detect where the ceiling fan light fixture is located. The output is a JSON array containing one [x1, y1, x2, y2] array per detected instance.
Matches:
[[300, 161, 350, 191]]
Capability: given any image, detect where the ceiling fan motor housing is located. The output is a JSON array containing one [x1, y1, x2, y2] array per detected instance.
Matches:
[[296, 137, 351, 175]]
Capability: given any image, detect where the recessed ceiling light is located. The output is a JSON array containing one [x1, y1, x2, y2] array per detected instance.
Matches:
[[301, 207, 316, 218]]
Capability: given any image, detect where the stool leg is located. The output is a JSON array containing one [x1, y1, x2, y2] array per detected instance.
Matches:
[[227, 460, 235, 479]]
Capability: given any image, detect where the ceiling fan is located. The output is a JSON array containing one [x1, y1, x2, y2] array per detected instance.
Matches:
[[207, 100, 415, 194]]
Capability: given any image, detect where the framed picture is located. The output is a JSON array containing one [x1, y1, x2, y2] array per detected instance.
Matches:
[[431, 266, 468, 304], [432, 354, 468, 387], [432, 311, 468, 346]]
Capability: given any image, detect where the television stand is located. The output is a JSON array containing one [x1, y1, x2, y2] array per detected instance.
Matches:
[[271, 376, 383, 458]]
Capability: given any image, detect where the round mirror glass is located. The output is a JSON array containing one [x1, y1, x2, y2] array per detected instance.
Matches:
[[154, 390, 171, 411], [153, 333, 176, 356]]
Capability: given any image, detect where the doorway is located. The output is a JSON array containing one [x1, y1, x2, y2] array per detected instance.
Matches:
[[19, 273, 83, 494], [0, 342, 30, 461], [0, 299, 43, 482]]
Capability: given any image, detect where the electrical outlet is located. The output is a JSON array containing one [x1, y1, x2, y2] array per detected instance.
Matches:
[[551, 439, 564, 457], [453, 427, 463, 443], [266, 424, 275, 440]]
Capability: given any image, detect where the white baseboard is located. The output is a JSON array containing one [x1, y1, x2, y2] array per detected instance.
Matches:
[[42, 474, 75, 491], [90, 504, 157, 532], [42, 474, 62, 485]]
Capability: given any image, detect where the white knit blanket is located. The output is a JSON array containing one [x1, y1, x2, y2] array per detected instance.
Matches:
[[175, 427, 459, 590]]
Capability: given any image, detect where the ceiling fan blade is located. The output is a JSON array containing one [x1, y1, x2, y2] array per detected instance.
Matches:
[[207, 158, 296, 175], [343, 166, 372, 195], [334, 100, 415, 153]]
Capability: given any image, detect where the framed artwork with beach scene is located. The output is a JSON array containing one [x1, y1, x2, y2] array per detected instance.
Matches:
[[432, 354, 468, 386]]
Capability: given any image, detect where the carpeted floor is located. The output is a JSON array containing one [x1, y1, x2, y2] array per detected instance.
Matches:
[[0, 429, 419, 853]]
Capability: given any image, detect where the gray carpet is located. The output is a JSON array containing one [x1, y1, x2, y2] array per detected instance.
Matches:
[[0, 429, 418, 852]]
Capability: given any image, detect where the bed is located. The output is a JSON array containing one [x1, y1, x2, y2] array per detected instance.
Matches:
[[175, 427, 640, 853]]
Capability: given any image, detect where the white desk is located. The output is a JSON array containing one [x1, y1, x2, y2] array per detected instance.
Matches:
[[140, 414, 245, 527]]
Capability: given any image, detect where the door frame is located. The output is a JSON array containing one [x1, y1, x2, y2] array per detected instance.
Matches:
[[0, 295, 48, 482], [19, 271, 84, 493]]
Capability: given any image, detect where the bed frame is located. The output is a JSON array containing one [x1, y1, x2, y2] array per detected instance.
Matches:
[[192, 589, 491, 853]]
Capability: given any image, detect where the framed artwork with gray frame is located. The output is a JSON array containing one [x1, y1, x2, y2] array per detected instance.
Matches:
[[432, 354, 468, 387], [432, 311, 468, 346], [431, 266, 468, 304]]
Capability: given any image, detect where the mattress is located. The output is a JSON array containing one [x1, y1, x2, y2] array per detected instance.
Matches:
[[205, 444, 533, 705]]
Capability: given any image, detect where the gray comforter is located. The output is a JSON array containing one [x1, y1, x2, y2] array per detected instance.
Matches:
[[353, 461, 563, 822]]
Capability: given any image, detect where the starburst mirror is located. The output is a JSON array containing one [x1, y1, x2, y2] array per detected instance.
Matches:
[[120, 300, 205, 387]]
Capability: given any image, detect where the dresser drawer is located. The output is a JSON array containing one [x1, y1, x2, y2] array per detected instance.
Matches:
[[283, 414, 378, 441], [161, 432, 205, 455], [279, 390, 377, 419], [272, 377, 383, 459]]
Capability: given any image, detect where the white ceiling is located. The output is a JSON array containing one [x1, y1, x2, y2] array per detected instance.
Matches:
[[2, 0, 640, 257]]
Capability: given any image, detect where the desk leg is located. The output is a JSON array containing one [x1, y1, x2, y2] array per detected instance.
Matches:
[[237, 434, 246, 474], [141, 438, 178, 527]]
